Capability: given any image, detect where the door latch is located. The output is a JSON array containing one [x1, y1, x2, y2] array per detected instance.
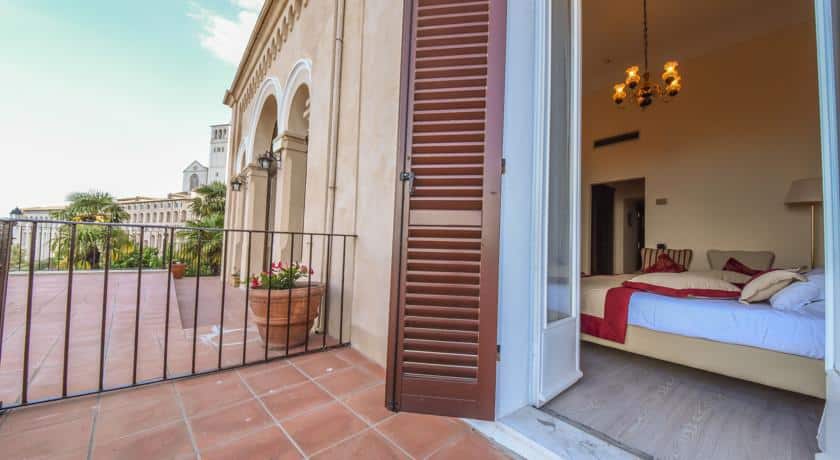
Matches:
[[400, 171, 416, 195]]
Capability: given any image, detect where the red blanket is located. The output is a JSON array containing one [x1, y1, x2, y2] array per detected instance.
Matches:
[[580, 287, 636, 343]]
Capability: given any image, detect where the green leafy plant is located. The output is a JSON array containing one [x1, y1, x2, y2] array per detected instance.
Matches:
[[250, 261, 315, 290]]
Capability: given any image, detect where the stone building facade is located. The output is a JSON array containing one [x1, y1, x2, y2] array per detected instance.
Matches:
[[222, 0, 404, 365]]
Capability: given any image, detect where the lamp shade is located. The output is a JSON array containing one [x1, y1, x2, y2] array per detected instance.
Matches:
[[785, 178, 822, 205]]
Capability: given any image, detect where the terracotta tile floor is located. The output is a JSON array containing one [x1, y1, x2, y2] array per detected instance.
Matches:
[[0, 347, 514, 459], [0, 272, 342, 405]]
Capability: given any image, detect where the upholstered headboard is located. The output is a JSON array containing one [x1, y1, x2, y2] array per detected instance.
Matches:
[[707, 250, 776, 271]]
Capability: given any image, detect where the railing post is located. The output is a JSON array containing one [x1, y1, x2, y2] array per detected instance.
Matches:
[[0, 221, 13, 390], [242, 231, 252, 365], [99, 226, 112, 391], [163, 227, 175, 379], [217, 229, 228, 369], [61, 223, 77, 397], [322, 234, 333, 350], [339, 235, 347, 345], [132, 227, 144, 385], [21, 222, 38, 404], [284, 234, 295, 354], [304, 234, 314, 353], [191, 233, 202, 374], [265, 232, 274, 361]]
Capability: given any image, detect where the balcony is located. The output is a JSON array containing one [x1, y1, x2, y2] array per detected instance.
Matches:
[[0, 218, 513, 459]]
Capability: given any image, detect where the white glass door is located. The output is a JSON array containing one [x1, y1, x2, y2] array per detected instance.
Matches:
[[815, 0, 840, 456], [534, 0, 583, 405]]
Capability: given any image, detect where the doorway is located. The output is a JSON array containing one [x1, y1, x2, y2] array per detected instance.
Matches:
[[590, 178, 645, 275], [526, 0, 832, 458]]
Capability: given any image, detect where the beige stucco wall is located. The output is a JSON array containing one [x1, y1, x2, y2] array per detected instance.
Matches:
[[582, 21, 824, 273], [223, 0, 404, 366]]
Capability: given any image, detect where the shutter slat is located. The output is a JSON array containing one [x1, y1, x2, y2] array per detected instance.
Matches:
[[403, 363, 476, 379], [403, 351, 477, 367], [406, 261, 481, 273], [404, 327, 478, 343], [405, 305, 479, 318], [404, 338, 479, 355], [404, 316, 480, 331]]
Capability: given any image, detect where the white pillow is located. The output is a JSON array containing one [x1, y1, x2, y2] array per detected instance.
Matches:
[[740, 270, 806, 304], [769, 271, 825, 312], [769, 282, 821, 311], [808, 272, 826, 299]]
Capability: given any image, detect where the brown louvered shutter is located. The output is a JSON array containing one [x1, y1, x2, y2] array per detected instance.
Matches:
[[386, 0, 506, 421]]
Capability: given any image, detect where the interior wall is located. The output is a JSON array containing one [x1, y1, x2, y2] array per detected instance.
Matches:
[[582, 20, 823, 273]]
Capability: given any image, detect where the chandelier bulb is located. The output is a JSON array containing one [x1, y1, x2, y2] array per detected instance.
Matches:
[[612, 83, 627, 105], [625, 66, 641, 89], [666, 78, 682, 97], [662, 61, 680, 85]]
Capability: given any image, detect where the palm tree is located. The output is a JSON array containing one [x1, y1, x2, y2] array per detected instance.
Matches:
[[189, 183, 226, 219], [178, 184, 227, 276], [51, 224, 132, 270], [54, 191, 129, 223], [51, 191, 130, 269], [178, 214, 225, 275]]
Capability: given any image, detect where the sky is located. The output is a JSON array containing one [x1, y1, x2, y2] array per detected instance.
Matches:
[[0, 0, 264, 216]]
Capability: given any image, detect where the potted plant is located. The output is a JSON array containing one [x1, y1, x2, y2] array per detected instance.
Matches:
[[249, 261, 323, 348], [171, 260, 186, 279]]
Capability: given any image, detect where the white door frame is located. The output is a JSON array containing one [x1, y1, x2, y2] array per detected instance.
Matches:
[[816, 0, 839, 379], [815, 0, 840, 456], [529, 0, 584, 405]]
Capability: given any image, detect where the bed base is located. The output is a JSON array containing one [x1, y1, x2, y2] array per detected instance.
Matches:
[[582, 326, 826, 399]]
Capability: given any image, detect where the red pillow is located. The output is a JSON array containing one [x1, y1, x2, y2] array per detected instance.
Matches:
[[723, 257, 762, 277], [643, 253, 687, 273]]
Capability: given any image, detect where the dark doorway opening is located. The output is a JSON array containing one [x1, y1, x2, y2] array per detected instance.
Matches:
[[590, 178, 645, 275]]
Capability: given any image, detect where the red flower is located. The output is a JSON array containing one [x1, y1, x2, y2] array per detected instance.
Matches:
[[250, 276, 262, 288]]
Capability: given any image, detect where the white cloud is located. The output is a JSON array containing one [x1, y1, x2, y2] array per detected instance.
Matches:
[[191, 0, 264, 66]]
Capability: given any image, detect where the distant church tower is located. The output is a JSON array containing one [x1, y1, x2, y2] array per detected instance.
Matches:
[[208, 124, 230, 184]]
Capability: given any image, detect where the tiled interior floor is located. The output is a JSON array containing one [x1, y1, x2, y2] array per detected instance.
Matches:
[[0, 347, 514, 459]]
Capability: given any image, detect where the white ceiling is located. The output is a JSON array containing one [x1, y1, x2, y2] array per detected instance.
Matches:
[[582, 0, 814, 92]]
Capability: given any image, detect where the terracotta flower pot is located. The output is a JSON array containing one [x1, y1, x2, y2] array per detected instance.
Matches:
[[171, 262, 186, 279], [248, 282, 324, 348]]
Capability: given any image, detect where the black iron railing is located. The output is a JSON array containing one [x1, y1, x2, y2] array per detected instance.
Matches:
[[0, 218, 355, 410]]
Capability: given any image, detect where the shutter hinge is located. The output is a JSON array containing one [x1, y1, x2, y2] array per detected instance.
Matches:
[[400, 171, 416, 195], [496, 344, 501, 362], [501, 158, 506, 175]]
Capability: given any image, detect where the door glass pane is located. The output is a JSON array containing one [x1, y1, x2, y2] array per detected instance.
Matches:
[[546, 0, 572, 324]]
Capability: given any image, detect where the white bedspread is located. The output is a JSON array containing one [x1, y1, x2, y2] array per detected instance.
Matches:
[[627, 293, 826, 359]]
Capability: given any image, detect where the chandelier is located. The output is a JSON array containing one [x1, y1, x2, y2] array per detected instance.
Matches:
[[612, 0, 682, 108]]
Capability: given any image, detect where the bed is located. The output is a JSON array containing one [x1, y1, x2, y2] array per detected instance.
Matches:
[[578, 274, 827, 398]]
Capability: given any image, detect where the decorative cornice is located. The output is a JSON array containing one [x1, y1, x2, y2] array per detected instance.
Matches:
[[223, 0, 311, 110]]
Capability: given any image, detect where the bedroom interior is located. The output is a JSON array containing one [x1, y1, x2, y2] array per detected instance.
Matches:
[[542, 0, 828, 458]]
